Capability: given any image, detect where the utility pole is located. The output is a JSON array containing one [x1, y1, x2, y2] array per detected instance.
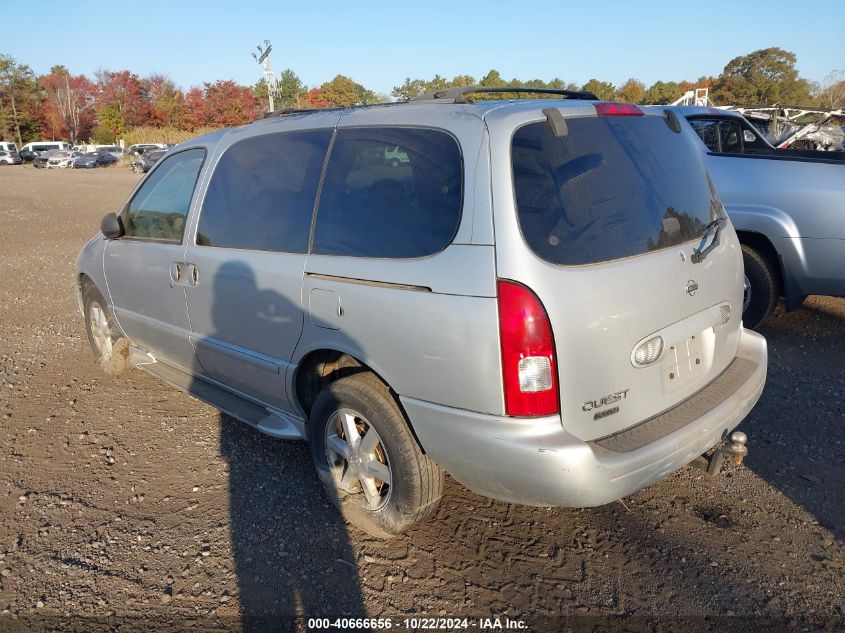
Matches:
[[252, 40, 279, 113]]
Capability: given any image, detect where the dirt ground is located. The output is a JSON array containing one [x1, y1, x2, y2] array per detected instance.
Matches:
[[0, 166, 842, 632]]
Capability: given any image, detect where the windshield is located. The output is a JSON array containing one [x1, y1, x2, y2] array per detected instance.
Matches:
[[511, 115, 722, 266]]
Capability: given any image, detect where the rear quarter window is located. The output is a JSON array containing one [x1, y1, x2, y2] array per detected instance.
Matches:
[[512, 115, 721, 266]]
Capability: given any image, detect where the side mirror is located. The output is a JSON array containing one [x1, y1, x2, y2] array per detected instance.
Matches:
[[101, 212, 125, 239]]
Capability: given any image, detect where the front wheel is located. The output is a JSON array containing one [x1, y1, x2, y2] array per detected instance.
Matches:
[[308, 373, 444, 538], [83, 284, 130, 376], [741, 245, 778, 329]]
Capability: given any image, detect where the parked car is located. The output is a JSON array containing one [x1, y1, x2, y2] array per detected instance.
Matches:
[[0, 141, 19, 157], [130, 148, 167, 173], [95, 150, 120, 167], [96, 145, 125, 160], [46, 150, 83, 169], [661, 106, 845, 328], [0, 149, 22, 165], [126, 143, 167, 156], [72, 153, 100, 169], [73, 150, 119, 168], [19, 141, 72, 163], [33, 149, 62, 168], [77, 88, 767, 537], [384, 145, 410, 167]]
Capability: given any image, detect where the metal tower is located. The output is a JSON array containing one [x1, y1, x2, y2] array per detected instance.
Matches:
[[252, 40, 280, 113]]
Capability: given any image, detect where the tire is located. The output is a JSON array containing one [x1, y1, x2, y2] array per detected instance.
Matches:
[[741, 245, 778, 329], [308, 372, 444, 538], [83, 284, 130, 376]]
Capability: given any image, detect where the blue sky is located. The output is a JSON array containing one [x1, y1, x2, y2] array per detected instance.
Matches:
[[4, 1, 841, 94]]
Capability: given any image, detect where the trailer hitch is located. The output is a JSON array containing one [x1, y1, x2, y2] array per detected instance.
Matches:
[[690, 431, 748, 475]]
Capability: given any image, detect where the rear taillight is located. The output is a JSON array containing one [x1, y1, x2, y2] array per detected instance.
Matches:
[[594, 102, 644, 117], [497, 279, 559, 416]]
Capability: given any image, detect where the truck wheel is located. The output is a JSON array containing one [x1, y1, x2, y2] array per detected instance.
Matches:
[[83, 284, 130, 376], [741, 245, 778, 329], [308, 372, 444, 538]]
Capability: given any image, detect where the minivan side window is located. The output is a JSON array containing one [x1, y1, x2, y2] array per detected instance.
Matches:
[[312, 127, 463, 258], [196, 129, 332, 253], [122, 148, 205, 242]]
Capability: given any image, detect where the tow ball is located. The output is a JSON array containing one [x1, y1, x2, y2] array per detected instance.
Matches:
[[690, 431, 749, 475]]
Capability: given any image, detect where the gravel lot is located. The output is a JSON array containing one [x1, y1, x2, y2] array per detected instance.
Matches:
[[0, 166, 843, 631]]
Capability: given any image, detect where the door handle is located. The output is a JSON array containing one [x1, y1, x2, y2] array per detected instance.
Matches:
[[169, 261, 186, 285], [187, 263, 200, 286]]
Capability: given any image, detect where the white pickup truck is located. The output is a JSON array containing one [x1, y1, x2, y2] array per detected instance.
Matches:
[[662, 106, 845, 328]]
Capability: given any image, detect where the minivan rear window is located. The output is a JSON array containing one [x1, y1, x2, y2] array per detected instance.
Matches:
[[512, 115, 721, 266]]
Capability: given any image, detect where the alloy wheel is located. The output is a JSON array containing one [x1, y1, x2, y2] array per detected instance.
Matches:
[[324, 408, 392, 511], [89, 301, 113, 359]]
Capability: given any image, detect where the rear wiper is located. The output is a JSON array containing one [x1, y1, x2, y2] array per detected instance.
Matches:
[[691, 218, 725, 264]]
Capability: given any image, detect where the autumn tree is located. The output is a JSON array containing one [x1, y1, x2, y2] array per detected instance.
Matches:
[[40, 65, 94, 143], [300, 87, 331, 109], [95, 70, 151, 137], [96, 106, 125, 141], [615, 78, 646, 104], [581, 79, 615, 100], [678, 77, 714, 95], [0, 54, 40, 145], [711, 47, 812, 105], [145, 74, 185, 128], [202, 80, 263, 126], [644, 80, 681, 105], [319, 75, 375, 107], [183, 87, 207, 130]]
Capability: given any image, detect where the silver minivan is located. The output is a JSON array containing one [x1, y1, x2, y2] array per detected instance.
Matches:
[[76, 87, 767, 537]]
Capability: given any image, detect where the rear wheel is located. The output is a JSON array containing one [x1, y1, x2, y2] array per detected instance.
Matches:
[[308, 372, 444, 538], [741, 245, 778, 329], [83, 284, 130, 376]]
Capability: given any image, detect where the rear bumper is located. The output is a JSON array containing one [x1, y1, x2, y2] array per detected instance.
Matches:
[[404, 328, 767, 507]]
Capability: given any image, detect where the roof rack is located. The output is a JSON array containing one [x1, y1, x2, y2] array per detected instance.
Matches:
[[413, 85, 598, 104], [259, 107, 343, 120]]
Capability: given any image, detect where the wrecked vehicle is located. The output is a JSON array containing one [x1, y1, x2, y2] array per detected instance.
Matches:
[[662, 106, 845, 328], [77, 88, 767, 537]]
